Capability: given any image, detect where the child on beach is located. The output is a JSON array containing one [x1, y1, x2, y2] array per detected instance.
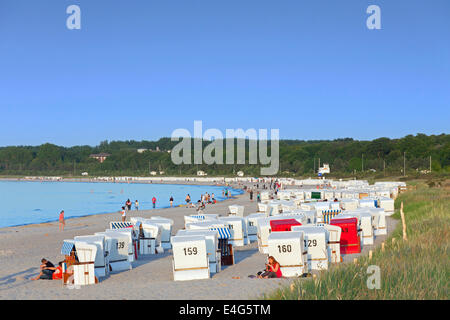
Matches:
[[135, 200, 139, 210], [59, 210, 65, 231], [152, 196, 157, 208], [170, 196, 174, 207], [121, 206, 126, 222]]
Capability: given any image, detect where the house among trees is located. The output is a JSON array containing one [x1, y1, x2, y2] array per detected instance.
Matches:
[[89, 153, 111, 163]]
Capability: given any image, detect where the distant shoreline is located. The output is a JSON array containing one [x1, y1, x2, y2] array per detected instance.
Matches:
[[0, 177, 247, 230], [0, 176, 261, 186]]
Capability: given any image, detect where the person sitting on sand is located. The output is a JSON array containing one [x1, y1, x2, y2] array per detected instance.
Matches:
[[42, 261, 64, 280], [196, 200, 205, 212], [32, 258, 55, 280], [258, 256, 282, 279]]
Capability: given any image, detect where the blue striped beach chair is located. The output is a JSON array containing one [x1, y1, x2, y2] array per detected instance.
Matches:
[[322, 210, 342, 224], [210, 227, 233, 266], [110, 221, 134, 230]]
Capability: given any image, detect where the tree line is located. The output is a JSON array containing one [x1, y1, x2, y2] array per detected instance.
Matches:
[[0, 133, 448, 177]]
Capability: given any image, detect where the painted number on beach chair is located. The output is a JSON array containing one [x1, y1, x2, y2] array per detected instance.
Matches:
[[183, 247, 198, 256], [117, 242, 125, 249], [304, 239, 317, 248], [277, 244, 292, 253]]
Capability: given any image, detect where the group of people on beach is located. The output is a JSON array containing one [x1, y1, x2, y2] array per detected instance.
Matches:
[[32, 258, 63, 281], [37, 181, 285, 283], [222, 189, 232, 198], [194, 192, 217, 212]]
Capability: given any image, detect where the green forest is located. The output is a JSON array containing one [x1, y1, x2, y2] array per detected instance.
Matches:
[[0, 133, 449, 178]]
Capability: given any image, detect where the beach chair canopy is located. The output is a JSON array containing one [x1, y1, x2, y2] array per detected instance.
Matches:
[[61, 240, 75, 256], [110, 221, 134, 230], [209, 227, 231, 239]]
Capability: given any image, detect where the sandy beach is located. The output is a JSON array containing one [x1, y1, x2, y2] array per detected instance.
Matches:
[[0, 181, 397, 300]]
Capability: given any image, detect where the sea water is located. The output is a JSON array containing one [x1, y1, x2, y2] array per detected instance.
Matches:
[[0, 181, 242, 228]]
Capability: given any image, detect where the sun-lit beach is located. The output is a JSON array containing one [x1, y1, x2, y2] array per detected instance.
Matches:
[[1, 0, 448, 308], [0, 177, 401, 299]]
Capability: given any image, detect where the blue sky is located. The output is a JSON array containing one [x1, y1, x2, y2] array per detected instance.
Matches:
[[0, 0, 449, 146]]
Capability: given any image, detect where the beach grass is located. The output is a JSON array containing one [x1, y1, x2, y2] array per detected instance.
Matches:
[[263, 182, 449, 300]]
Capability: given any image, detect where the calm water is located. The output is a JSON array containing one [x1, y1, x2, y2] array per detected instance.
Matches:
[[0, 181, 242, 228]]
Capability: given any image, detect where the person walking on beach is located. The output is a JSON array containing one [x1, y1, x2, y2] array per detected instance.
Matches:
[[121, 206, 126, 222], [135, 200, 139, 210], [169, 196, 174, 207], [250, 189, 254, 202], [257, 192, 261, 203], [152, 196, 157, 208], [59, 210, 65, 231], [185, 194, 191, 204], [126, 199, 132, 211]]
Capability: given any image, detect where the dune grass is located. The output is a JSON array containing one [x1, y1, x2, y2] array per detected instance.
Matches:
[[264, 183, 449, 299]]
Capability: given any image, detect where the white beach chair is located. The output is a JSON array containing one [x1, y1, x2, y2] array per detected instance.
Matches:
[[377, 197, 395, 214], [73, 235, 109, 278], [149, 217, 173, 250], [268, 231, 308, 277], [105, 229, 136, 262], [171, 235, 209, 281], [245, 213, 266, 243], [140, 221, 161, 254], [218, 216, 247, 246], [177, 229, 220, 274], [316, 223, 341, 264], [228, 205, 244, 217], [73, 241, 97, 286], [95, 232, 132, 272], [291, 226, 328, 271]]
